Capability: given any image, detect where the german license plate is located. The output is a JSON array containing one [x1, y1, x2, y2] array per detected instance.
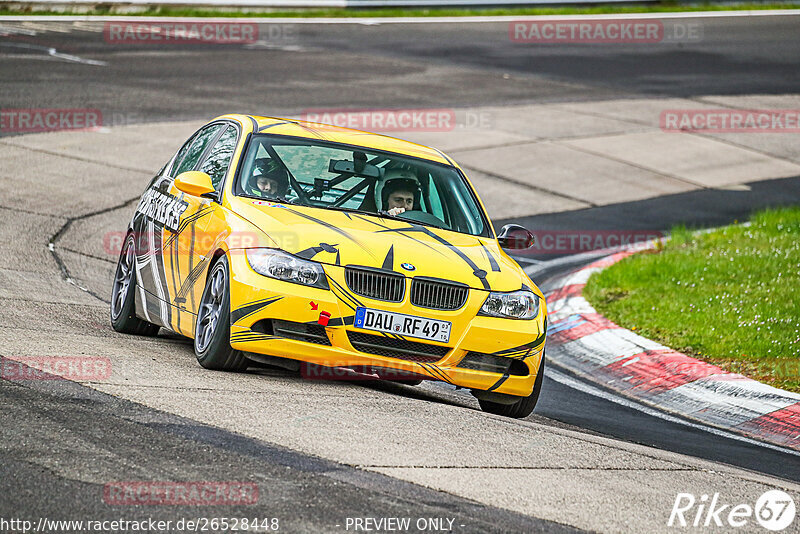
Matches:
[[354, 307, 451, 343]]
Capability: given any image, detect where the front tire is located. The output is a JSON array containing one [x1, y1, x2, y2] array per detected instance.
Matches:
[[194, 255, 248, 371], [110, 233, 160, 336], [478, 354, 545, 419]]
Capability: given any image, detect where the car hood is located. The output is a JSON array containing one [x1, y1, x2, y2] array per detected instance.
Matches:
[[229, 198, 530, 292]]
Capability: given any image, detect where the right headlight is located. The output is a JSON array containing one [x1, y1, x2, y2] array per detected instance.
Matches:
[[245, 248, 329, 290], [479, 290, 540, 320]]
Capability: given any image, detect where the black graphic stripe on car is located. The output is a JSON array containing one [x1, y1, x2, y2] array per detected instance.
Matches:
[[230, 332, 276, 343], [307, 315, 354, 327], [377, 225, 491, 290], [328, 277, 364, 311], [281, 207, 377, 260], [480, 241, 501, 272], [487, 371, 511, 392], [351, 214, 447, 257], [163, 206, 214, 249], [492, 331, 547, 359], [175, 255, 212, 302], [381, 245, 394, 270], [419, 363, 453, 385], [230, 296, 284, 324], [296, 242, 338, 260]]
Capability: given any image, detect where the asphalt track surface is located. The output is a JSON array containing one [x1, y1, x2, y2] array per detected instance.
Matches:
[[1, 15, 800, 123], [0, 358, 573, 533], [2, 13, 800, 533]]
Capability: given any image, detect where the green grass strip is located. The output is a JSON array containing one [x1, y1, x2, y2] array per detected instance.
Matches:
[[584, 206, 800, 394]]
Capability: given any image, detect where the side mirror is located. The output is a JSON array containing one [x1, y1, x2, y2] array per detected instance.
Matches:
[[497, 224, 535, 250], [174, 171, 216, 198]]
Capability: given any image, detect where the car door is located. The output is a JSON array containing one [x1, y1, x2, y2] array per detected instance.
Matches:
[[133, 122, 225, 331], [169, 123, 240, 336]]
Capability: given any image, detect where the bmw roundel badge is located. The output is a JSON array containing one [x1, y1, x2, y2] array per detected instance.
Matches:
[[401, 263, 416, 271]]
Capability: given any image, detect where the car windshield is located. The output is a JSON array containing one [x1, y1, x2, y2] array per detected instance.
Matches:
[[235, 134, 489, 237]]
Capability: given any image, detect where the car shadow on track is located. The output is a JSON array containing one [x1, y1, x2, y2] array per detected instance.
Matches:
[[246, 359, 475, 411]]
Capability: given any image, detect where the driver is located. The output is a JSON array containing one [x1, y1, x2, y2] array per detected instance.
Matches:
[[379, 168, 421, 217], [248, 158, 289, 199]]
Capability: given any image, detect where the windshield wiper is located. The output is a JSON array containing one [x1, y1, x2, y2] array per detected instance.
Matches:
[[383, 215, 444, 230], [312, 204, 448, 231], [317, 205, 364, 215], [371, 210, 448, 231]]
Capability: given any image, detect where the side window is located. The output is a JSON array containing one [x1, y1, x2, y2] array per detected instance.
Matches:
[[199, 126, 238, 190], [172, 124, 225, 177], [169, 137, 195, 177]]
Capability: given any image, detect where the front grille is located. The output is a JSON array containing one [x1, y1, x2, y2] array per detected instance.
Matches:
[[410, 278, 469, 310], [457, 352, 529, 376], [272, 320, 331, 346], [345, 266, 405, 302], [348, 331, 450, 363]]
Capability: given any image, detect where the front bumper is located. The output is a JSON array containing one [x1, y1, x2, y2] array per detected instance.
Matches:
[[227, 252, 546, 397]]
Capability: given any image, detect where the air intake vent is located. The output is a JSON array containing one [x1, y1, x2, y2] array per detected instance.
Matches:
[[272, 320, 331, 346], [457, 352, 529, 376], [344, 266, 405, 302], [348, 331, 450, 363], [410, 278, 469, 310]]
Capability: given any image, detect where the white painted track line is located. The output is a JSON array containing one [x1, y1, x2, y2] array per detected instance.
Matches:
[[1, 9, 799, 24], [548, 367, 800, 458]]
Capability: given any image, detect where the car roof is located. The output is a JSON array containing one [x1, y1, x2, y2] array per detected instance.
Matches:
[[223, 114, 454, 166]]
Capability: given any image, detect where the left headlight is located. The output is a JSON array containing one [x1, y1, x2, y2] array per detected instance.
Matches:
[[245, 248, 329, 290], [479, 290, 540, 320]]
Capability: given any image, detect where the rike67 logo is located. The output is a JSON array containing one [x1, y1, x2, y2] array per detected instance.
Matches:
[[669, 490, 796, 531]]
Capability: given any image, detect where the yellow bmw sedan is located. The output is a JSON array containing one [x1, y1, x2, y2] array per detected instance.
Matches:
[[111, 114, 547, 418]]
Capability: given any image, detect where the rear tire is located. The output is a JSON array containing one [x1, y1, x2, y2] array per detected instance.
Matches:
[[478, 354, 545, 419], [110, 233, 160, 336], [194, 255, 248, 371]]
